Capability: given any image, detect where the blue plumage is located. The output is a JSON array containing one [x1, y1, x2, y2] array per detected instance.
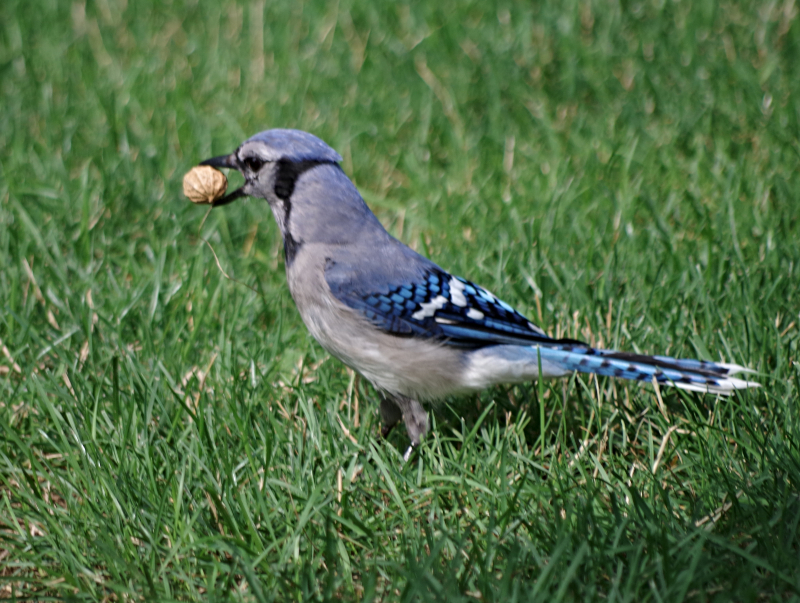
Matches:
[[335, 268, 550, 347], [534, 346, 746, 393]]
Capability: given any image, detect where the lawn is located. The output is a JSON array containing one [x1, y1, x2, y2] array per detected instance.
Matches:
[[1, 0, 799, 600]]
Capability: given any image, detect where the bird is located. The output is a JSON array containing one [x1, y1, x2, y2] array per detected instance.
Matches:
[[200, 129, 759, 459]]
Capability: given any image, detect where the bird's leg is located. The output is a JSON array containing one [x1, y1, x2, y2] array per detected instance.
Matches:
[[397, 396, 429, 445], [383, 394, 428, 461]]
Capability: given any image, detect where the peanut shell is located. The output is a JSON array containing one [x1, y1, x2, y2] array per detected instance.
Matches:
[[183, 165, 228, 204]]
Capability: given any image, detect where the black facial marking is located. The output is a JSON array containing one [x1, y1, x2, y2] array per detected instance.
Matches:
[[274, 159, 336, 202], [284, 232, 302, 267]]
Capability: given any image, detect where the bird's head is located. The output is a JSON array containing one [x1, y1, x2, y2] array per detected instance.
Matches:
[[200, 129, 343, 234]]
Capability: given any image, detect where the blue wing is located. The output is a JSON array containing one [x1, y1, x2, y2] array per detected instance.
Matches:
[[327, 265, 554, 348]]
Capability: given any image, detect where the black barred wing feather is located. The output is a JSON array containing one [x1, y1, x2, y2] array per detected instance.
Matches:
[[328, 267, 553, 348]]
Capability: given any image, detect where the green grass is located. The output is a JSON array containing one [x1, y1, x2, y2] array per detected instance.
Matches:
[[1, 0, 799, 600]]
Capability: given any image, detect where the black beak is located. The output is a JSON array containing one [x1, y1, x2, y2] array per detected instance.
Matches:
[[200, 153, 246, 206], [200, 153, 238, 169]]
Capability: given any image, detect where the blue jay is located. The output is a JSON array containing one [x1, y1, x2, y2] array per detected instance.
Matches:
[[201, 129, 759, 457]]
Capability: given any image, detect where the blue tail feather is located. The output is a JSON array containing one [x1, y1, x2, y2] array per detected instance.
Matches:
[[535, 345, 757, 395]]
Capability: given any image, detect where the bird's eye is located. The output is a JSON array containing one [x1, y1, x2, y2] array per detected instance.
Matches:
[[244, 157, 265, 172]]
